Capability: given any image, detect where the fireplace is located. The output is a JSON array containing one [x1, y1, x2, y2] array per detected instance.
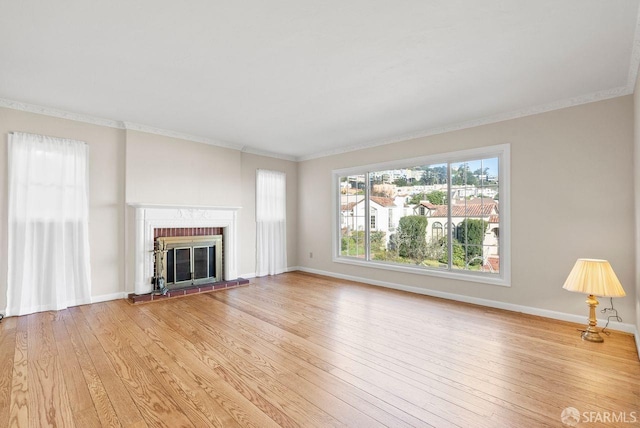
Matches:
[[155, 235, 223, 289], [131, 204, 240, 295]]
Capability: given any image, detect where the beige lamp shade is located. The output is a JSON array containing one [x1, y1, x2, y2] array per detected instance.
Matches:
[[563, 259, 626, 297]]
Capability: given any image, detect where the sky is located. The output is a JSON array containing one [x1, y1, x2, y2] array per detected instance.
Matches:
[[451, 157, 499, 177]]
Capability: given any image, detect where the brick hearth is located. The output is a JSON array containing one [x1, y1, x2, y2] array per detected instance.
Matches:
[[127, 278, 250, 304]]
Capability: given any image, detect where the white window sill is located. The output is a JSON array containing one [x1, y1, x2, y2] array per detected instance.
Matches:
[[333, 256, 511, 287]]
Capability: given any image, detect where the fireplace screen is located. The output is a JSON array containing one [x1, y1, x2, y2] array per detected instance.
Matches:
[[155, 235, 222, 289]]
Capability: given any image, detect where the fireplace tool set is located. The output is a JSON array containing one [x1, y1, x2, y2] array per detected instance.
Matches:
[[152, 243, 169, 295]]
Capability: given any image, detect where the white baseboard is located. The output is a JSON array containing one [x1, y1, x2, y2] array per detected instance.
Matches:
[[635, 329, 640, 361], [4, 293, 124, 316], [294, 267, 637, 334], [240, 266, 299, 280], [91, 292, 128, 304]]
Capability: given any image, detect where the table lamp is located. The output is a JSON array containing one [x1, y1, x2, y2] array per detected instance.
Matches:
[[562, 259, 626, 342]]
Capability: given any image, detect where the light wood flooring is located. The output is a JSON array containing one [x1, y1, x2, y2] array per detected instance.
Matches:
[[0, 272, 638, 427]]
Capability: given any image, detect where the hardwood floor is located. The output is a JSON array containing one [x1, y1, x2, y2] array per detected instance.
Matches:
[[0, 272, 638, 427]]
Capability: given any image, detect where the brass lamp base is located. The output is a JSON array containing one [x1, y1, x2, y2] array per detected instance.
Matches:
[[581, 326, 604, 343], [581, 294, 604, 343]]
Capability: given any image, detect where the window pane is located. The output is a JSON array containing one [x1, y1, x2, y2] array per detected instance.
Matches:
[[431, 222, 443, 242], [369, 173, 390, 261], [340, 174, 366, 258], [451, 157, 499, 274], [369, 163, 448, 269]]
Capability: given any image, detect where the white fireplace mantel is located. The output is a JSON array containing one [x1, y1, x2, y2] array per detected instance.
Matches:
[[131, 204, 241, 294]]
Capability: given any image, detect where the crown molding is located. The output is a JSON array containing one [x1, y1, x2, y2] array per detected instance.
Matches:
[[1, 84, 634, 164], [0, 97, 257, 155], [296, 85, 633, 161], [0, 97, 124, 129], [121, 122, 244, 151], [240, 145, 297, 162], [1, 81, 637, 164]]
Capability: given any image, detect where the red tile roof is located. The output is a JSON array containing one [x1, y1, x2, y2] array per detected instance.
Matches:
[[419, 201, 437, 209], [340, 202, 358, 211], [341, 196, 396, 211], [489, 215, 500, 223], [428, 203, 497, 217], [370, 196, 396, 207], [482, 256, 500, 273], [463, 197, 497, 205]]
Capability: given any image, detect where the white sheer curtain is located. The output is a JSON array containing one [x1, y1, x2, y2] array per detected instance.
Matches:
[[6, 132, 92, 316], [256, 169, 287, 276]]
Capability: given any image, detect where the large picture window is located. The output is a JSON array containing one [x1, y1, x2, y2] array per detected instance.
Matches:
[[334, 144, 510, 286]]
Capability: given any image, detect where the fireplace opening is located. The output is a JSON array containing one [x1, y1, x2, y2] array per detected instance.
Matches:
[[154, 235, 223, 291]]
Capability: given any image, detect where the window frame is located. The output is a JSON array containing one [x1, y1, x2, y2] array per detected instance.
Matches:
[[332, 144, 511, 287]]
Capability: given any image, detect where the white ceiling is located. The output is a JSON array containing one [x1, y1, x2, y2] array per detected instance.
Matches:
[[1, 0, 639, 160]]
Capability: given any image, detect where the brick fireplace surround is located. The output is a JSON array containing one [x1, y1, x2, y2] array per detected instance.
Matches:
[[153, 227, 223, 239]]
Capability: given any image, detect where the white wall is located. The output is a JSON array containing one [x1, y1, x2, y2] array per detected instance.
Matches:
[[125, 129, 242, 207], [298, 96, 637, 324]]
